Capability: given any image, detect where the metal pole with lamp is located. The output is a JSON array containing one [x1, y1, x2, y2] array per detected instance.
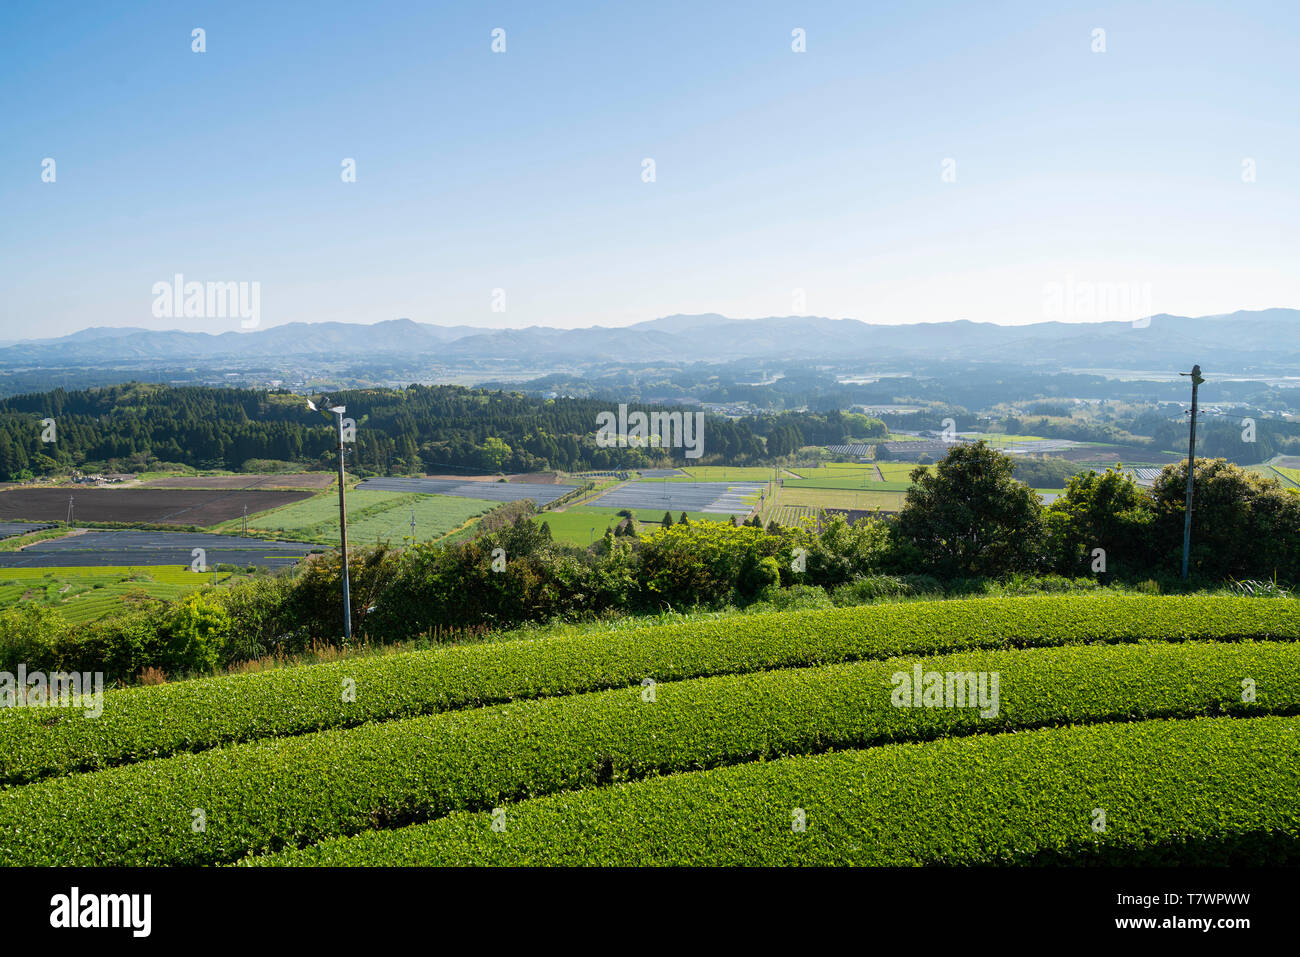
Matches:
[[1178, 365, 1204, 582], [308, 398, 352, 642]]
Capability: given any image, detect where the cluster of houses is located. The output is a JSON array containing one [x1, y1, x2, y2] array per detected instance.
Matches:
[[68, 472, 129, 486]]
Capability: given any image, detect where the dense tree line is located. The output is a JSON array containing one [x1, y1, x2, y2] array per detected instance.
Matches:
[[0, 383, 789, 479]]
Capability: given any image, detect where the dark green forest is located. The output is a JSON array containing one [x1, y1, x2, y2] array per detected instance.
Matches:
[[0, 383, 872, 480]]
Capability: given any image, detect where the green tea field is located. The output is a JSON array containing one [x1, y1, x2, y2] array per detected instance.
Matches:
[[0, 566, 245, 624], [2, 594, 1296, 867]]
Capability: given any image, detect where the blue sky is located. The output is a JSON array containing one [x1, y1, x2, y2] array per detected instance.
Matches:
[[2, 0, 1298, 337]]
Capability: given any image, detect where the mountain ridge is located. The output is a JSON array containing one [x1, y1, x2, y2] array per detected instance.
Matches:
[[3, 309, 1296, 370]]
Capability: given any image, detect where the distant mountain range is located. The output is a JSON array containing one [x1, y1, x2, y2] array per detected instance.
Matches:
[[4, 310, 1298, 372]]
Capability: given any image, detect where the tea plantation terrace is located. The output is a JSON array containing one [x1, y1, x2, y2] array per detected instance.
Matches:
[[0, 595, 1296, 867], [356, 477, 578, 505]]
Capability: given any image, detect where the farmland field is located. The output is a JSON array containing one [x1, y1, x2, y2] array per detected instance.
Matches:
[[0, 487, 316, 526], [959, 432, 1047, 447], [786, 475, 912, 491], [766, 503, 818, 526], [876, 462, 931, 480], [588, 480, 765, 515], [0, 529, 318, 569], [784, 466, 878, 483], [0, 522, 52, 540], [1048, 443, 1186, 465], [538, 506, 726, 543], [137, 473, 336, 490], [785, 464, 879, 479], [356, 477, 577, 505], [1271, 466, 1300, 488], [239, 489, 496, 545], [776, 486, 906, 512], [1, 595, 1296, 867], [667, 466, 781, 482]]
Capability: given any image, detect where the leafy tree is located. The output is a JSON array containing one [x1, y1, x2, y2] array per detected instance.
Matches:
[[1148, 458, 1300, 580], [479, 436, 512, 472], [1044, 467, 1154, 578], [896, 441, 1045, 577], [800, 513, 894, 585]]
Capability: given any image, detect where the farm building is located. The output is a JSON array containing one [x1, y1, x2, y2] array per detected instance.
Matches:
[[878, 440, 954, 461]]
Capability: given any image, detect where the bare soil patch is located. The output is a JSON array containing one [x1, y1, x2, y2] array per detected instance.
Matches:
[[0, 488, 316, 526]]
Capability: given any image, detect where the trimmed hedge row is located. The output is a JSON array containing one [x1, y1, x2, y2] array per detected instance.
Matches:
[[2, 594, 1296, 786], [3, 639, 1297, 866], [250, 715, 1300, 866]]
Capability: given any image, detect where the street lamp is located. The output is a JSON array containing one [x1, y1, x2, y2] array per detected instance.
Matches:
[[1178, 365, 1205, 582], [307, 398, 352, 642]]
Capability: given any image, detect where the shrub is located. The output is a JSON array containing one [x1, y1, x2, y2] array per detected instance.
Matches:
[[746, 583, 833, 613], [830, 575, 917, 605], [741, 555, 783, 596], [1045, 466, 1155, 578], [637, 522, 789, 607], [283, 545, 401, 647], [165, 593, 231, 675], [0, 605, 66, 673]]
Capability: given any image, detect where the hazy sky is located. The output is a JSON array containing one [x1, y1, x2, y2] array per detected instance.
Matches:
[[3, 0, 1298, 338]]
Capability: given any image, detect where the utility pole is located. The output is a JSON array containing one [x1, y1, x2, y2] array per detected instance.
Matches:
[[410, 508, 416, 542], [66, 495, 73, 527], [242, 504, 248, 536], [1179, 364, 1205, 582]]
